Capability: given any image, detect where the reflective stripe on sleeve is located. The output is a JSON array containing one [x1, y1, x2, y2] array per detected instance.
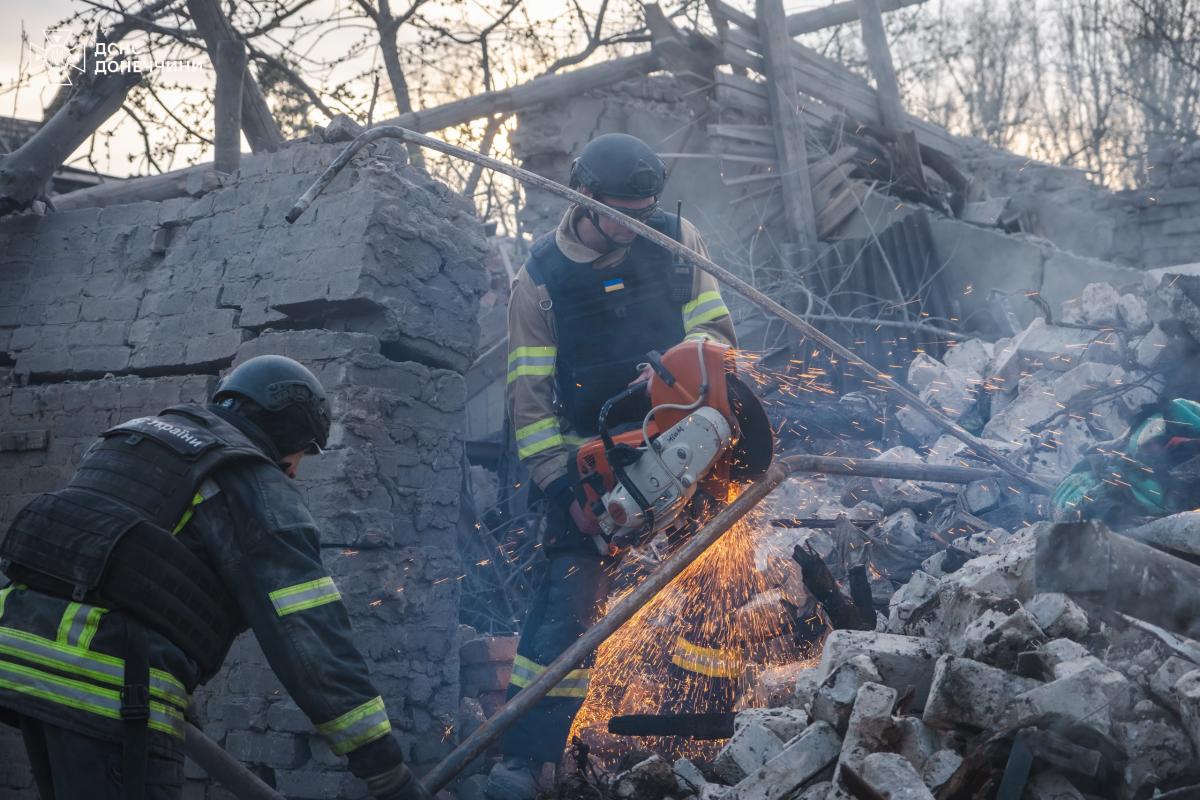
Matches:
[[268, 577, 342, 617], [507, 655, 590, 697], [507, 346, 557, 384], [671, 636, 744, 679], [316, 695, 392, 755], [682, 291, 730, 333], [0, 659, 184, 738], [515, 418, 564, 460]]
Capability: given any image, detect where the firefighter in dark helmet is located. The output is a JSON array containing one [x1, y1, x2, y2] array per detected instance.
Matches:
[[0, 355, 433, 800], [487, 134, 736, 800]]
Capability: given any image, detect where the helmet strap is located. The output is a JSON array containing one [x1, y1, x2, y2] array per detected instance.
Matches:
[[585, 207, 629, 253]]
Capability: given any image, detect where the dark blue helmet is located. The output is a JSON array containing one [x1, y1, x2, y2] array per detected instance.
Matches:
[[213, 355, 330, 454], [569, 133, 666, 199]]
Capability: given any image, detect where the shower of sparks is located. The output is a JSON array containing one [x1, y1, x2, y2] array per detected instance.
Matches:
[[569, 490, 820, 764]]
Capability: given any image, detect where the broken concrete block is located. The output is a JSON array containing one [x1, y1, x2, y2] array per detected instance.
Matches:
[[923, 655, 1038, 731], [733, 708, 810, 743], [938, 527, 1038, 600], [1118, 292, 1151, 333], [942, 338, 992, 377], [1113, 717, 1195, 794], [1134, 324, 1177, 371], [982, 372, 1062, 443], [1053, 362, 1127, 407], [811, 655, 881, 734], [886, 570, 938, 635], [1025, 593, 1090, 640], [729, 721, 840, 800], [674, 758, 708, 796], [960, 603, 1045, 669], [956, 528, 1013, 557], [1082, 329, 1127, 365], [837, 682, 898, 776], [990, 319, 1096, 392], [875, 509, 922, 549], [1172, 669, 1200, 757], [818, 630, 944, 708], [962, 479, 1003, 515], [1006, 665, 1124, 736], [740, 662, 817, 710], [713, 721, 783, 785], [612, 755, 677, 800], [1151, 656, 1196, 715], [921, 749, 961, 793], [859, 753, 935, 800], [893, 716, 943, 773], [1061, 282, 1122, 326]]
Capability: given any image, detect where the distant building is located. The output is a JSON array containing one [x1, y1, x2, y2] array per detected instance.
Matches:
[[0, 115, 118, 195]]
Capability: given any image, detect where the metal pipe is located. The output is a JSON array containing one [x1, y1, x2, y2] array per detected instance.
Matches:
[[786, 453, 1015, 484], [185, 722, 286, 800], [286, 127, 1050, 495], [421, 457, 796, 792]]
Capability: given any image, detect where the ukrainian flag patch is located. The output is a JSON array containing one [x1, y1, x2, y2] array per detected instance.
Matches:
[[603, 277, 625, 293]]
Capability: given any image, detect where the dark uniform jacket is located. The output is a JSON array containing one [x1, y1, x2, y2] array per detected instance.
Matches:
[[0, 405, 403, 778]]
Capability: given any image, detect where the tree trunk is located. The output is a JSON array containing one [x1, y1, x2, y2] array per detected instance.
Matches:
[[0, 65, 142, 216], [186, 0, 284, 153], [376, 18, 425, 168]]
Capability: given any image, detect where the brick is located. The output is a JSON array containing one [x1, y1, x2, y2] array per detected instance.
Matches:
[[459, 635, 518, 664], [224, 730, 309, 769]]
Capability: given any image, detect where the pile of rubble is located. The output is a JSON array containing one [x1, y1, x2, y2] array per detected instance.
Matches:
[[585, 268, 1200, 799]]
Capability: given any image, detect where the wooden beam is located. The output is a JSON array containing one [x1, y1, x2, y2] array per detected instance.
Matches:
[[0, 63, 141, 216], [786, 0, 926, 37], [52, 165, 222, 211], [380, 52, 660, 134], [186, 0, 284, 153], [213, 40, 246, 174], [756, 0, 819, 256], [854, 0, 927, 189]]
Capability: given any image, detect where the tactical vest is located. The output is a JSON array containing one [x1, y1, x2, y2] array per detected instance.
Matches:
[[0, 404, 275, 678], [527, 211, 691, 435]]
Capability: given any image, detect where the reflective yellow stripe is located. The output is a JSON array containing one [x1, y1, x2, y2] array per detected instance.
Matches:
[[268, 577, 342, 617], [57, 602, 107, 649], [507, 346, 557, 384], [671, 637, 744, 679], [0, 626, 189, 709], [0, 659, 184, 738], [508, 655, 590, 696], [682, 291, 730, 332], [316, 696, 391, 755], [172, 492, 206, 536], [516, 418, 565, 460]]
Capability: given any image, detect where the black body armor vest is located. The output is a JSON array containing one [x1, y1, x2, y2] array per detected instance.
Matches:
[[527, 211, 692, 434], [0, 405, 275, 678]]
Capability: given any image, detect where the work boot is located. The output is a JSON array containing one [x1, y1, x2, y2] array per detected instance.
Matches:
[[483, 757, 540, 800]]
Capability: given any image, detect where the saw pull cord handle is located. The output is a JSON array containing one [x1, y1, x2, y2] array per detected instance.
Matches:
[[597, 382, 657, 529]]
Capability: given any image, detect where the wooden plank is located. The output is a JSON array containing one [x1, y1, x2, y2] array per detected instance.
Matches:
[[817, 180, 867, 238], [855, 0, 906, 131], [786, 0, 926, 37], [213, 40, 245, 174], [855, 0, 927, 189], [757, 0, 819, 253], [381, 52, 660, 133], [187, 0, 283, 153], [709, 0, 928, 38], [708, 137, 778, 160], [658, 152, 777, 166], [713, 82, 769, 115], [716, 23, 961, 157], [707, 124, 776, 146]]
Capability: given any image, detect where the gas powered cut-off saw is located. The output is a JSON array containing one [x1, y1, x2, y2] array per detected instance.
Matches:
[[570, 340, 774, 554]]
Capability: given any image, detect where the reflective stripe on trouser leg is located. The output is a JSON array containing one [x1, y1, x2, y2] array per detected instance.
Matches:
[[500, 551, 612, 763]]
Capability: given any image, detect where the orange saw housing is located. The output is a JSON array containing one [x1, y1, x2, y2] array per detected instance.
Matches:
[[573, 340, 771, 527]]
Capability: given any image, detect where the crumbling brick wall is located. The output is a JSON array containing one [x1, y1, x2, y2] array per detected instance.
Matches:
[[0, 139, 488, 798]]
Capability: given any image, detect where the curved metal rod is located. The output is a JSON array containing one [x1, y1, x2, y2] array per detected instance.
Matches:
[[287, 127, 1049, 494]]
